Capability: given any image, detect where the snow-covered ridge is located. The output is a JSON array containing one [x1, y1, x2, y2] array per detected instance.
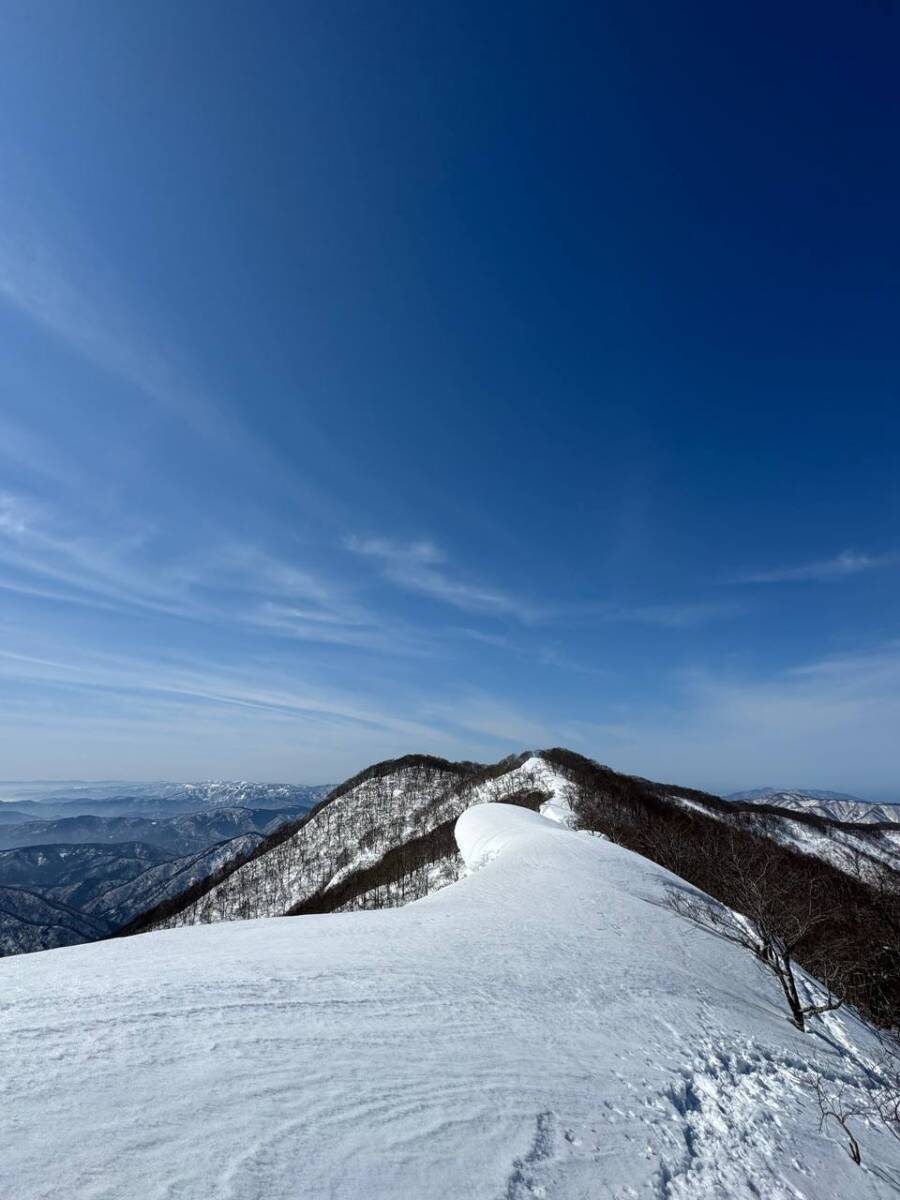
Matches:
[[143, 754, 573, 929], [4, 802, 898, 1198], [672, 789, 900, 883]]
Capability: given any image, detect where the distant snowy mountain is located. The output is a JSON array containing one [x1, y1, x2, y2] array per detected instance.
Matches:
[[3, 801, 898, 1198], [727, 787, 900, 825], [678, 787, 900, 880], [0, 780, 331, 820], [0, 841, 170, 905]]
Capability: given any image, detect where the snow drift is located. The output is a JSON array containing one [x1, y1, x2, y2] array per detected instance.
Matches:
[[2, 803, 899, 1199]]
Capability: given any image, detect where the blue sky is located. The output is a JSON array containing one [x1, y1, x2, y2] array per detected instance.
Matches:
[[0, 2, 898, 794]]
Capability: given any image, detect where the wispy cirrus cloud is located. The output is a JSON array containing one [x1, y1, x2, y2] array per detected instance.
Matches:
[[345, 536, 544, 622], [0, 214, 239, 451], [605, 601, 739, 628], [736, 549, 899, 584], [0, 209, 334, 517], [346, 535, 740, 634], [421, 694, 557, 747], [0, 489, 393, 651], [0, 221, 183, 414], [0, 644, 449, 746], [247, 601, 436, 657]]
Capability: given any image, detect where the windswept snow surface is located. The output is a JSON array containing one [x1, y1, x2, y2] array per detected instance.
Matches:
[[3, 804, 898, 1199]]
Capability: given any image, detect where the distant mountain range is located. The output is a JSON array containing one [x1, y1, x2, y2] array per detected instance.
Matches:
[[0, 782, 331, 955], [726, 787, 900, 825], [0, 803, 318, 854]]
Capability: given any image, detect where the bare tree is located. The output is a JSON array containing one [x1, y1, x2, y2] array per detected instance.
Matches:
[[814, 1076, 863, 1165], [809, 1029, 900, 1170], [664, 830, 849, 1031]]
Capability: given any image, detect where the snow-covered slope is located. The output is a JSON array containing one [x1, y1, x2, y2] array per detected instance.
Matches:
[[676, 789, 900, 881], [728, 788, 900, 825], [3, 803, 897, 1199]]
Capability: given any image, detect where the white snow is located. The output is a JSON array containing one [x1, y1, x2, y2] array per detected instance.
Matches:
[[2, 803, 898, 1199], [522, 755, 575, 825]]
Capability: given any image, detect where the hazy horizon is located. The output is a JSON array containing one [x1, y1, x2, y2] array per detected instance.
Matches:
[[1, 767, 897, 807]]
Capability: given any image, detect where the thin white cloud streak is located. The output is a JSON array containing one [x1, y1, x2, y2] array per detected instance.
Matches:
[[0, 216, 256, 458], [601, 602, 739, 629], [421, 695, 557, 748], [0, 489, 202, 621], [346, 535, 742, 641], [0, 642, 570, 780], [0, 415, 82, 489], [0, 209, 344, 532], [0, 645, 445, 744], [346, 536, 545, 622], [736, 549, 899, 584], [0, 687, 490, 783], [0, 224, 205, 428], [247, 602, 435, 657], [0, 490, 428, 654]]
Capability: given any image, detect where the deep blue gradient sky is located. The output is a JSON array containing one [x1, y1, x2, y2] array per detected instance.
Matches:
[[0, 2, 898, 793]]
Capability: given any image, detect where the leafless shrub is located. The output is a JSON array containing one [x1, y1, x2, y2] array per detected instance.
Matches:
[[814, 1076, 863, 1165]]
